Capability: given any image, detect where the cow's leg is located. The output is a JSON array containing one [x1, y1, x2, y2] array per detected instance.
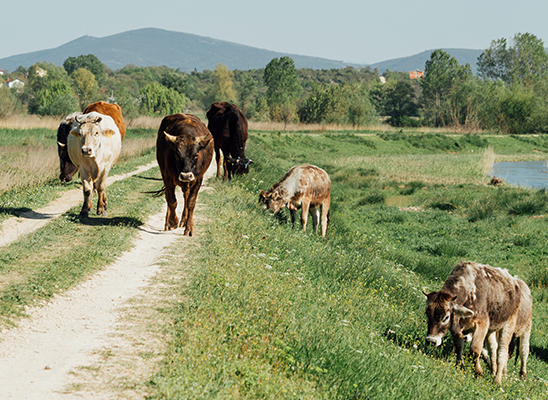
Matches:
[[451, 332, 465, 369], [300, 202, 310, 233], [310, 207, 320, 234], [470, 322, 489, 376], [495, 318, 517, 384], [290, 209, 297, 226], [180, 179, 202, 236], [164, 183, 179, 230], [95, 172, 108, 215], [215, 147, 222, 178], [485, 331, 498, 375], [320, 196, 330, 237], [79, 170, 93, 217], [519, 330, 530, 379]]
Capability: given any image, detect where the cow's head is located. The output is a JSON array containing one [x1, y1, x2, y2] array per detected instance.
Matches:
[[164, 131, 213, 182], [423, 290, 474, 347], [226, 155, 254, 175], [259, 189, 287, 213], [57, 141, 78, 182], [71, 114, 115, 158]]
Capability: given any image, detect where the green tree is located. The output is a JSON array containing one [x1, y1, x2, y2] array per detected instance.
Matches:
[[237, 73, 257, 115], [26, 62, 79, 116], [139, 82, 186, 116], [161, 69, 187, 95], [421, 50, 471, 126], [0, 86, 22, 118], [73, 68, 99, 110], [63, 54, 106, 86], [298, 83, 347, 124], [264, 57, 302, 125], [478, 33, 548, 85], [210, 63, 236, 104], [377, 80, 418, 127]]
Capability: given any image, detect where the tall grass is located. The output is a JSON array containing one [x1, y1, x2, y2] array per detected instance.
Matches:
[[150, 131, 548, 398]]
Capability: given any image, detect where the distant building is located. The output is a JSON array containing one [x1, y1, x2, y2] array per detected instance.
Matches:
[[0, 69, 4, 75], [410, 69, 424, 79], [6, 78, 24, 89]]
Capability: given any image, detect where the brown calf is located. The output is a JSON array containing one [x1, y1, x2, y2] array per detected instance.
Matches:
[[424, 261, 531, 384], [259, 164, 331, 237]]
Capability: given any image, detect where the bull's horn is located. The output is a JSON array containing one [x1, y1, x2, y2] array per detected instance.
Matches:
[[164, 131, 178, 143], [75, 115, 82, 123], [247, 158, 254, 164], [226, 155, 236, 163], [58, 142, 66, 148], [196, 134, 213, 146], [422, 289, 430, 297]]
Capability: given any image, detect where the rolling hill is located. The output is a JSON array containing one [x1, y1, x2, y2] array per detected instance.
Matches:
[[0, 27, 485, 73], [0, 28, 356, 73]]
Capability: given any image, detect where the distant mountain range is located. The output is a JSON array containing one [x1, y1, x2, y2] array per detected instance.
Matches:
[[0, 27, 484, 74]]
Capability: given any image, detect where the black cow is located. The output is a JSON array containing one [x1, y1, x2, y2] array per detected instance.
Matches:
[[206, 102, 253, 179], [57, 112, 81, 182]]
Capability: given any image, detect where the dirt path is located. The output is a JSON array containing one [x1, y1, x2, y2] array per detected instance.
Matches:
[[0, 162, 216, 399], [0, 161, 158, 248]]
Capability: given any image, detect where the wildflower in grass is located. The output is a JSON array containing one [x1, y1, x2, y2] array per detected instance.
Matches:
[[265, 264, 273, 269]]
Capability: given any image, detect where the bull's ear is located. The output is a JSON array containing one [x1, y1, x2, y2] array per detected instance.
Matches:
[[453, 304, 474, 318], [69, 129, 79, 137], [103, 129, 116, 138], [164, 131, 178, 143]]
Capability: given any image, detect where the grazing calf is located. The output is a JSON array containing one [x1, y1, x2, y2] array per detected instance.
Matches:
[[68, 112, 122, 217], [259, 164, 331, 237], [156, 113, 213, 236], [424, 261, 531, 384]]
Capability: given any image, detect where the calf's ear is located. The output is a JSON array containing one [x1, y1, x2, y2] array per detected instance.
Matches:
[[453, 304, 474, 318]]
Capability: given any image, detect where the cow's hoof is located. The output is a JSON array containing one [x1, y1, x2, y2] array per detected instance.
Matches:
[[79, 211, 89, 218]]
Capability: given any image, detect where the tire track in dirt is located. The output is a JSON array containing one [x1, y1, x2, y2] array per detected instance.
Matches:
[[0, 161, 158, 248], [0, 163, 215, 399]]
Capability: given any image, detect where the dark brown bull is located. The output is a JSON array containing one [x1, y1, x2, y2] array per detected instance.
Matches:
[[206, 102, 253, 179], [424, 261, 530, 384], [156, 113, 213, 236], [57, 102, 126, 182]]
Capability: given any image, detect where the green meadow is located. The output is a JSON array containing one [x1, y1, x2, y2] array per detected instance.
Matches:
[[150, 131, 548, 399], [1, 127, 548, 398]]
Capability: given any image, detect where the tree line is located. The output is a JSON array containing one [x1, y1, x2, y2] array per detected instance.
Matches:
[[1, 32, 548, 134]]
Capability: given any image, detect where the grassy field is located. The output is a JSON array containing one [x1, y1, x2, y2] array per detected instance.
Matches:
[[1, 126, 548, 398], [149, 131, 548, 399]]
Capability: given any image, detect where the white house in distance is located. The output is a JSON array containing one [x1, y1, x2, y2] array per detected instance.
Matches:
[[0, 69, 4, 75], [6, 78, 24, 89]]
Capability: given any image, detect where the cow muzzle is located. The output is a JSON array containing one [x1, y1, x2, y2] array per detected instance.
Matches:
[[81, 147, 94, 157], [425, 335, 442, 347], [179, 172, 195, 182]]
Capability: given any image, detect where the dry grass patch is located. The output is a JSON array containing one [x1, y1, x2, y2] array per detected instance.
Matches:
[[0, 146, 58, 192], [0, 115, 61, 130]]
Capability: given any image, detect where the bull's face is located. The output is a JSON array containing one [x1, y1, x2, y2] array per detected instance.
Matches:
[[423, 290, 475, 346], [259, 190, 286, 213], [164, 131, 212, 183], [71, 115, 103, 158]]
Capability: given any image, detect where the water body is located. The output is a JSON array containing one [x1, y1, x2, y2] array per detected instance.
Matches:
[[490, 160, 548, 189]]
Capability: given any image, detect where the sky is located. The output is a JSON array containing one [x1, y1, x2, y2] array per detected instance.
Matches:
[[2, 0, 548, 65]]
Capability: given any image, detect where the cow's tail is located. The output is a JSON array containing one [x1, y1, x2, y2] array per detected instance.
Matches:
[[143, 186, 165, 198]]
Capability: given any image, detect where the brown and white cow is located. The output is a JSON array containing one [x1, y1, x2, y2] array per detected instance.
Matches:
[[424, 261, 531, 384], [259, 164, 331, 237], [57, 102, 125, 183], [206, 102, 253, 179], [68, 111, 122, 217], [156, 113, 213, 236]]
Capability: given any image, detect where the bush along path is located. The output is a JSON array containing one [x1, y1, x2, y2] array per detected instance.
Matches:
[[0, 162, 215, 398]]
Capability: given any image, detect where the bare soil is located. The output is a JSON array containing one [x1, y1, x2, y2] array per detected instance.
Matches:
[[0, 162, 215, 399]]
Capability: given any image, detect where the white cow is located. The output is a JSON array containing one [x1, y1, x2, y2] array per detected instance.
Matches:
[[68, 112, 122, 217]]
